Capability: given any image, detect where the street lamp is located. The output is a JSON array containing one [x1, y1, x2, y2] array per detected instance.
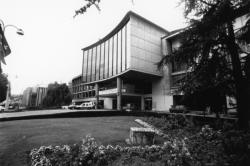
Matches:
[[0, 19, 24, 35]]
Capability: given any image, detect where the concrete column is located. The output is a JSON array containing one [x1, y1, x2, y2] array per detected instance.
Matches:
[[95, 83, 99, 109], [117, 77, 122, 111], [141, 96, 145, 111]]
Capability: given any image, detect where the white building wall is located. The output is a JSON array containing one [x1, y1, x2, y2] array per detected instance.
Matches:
[[152, 65, 173, 111], [129, 15, 167, 76], [103, 98, 113, 109]]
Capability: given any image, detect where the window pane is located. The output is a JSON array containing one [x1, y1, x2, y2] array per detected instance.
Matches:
[[82, 51, 88, 82], [117, 30, 122, 73], [113, 34, 117, 75], [105, 40, 109, 78], [109, 37, 113, 77], [100, 43, 105, 80], [122, 27, 126, 71], [92, 47, 96, 81], [96, 45, 100, 80], [87, 49, 92, 82]]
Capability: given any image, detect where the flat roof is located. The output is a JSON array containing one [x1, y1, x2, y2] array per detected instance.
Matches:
[[72, 74, 82, 80]]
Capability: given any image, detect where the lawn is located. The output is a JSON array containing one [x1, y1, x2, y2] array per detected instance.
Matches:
[[0, 116, 141, 166]]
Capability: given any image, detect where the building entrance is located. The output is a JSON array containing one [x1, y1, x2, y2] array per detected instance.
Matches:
[[145, 97, 152, 110]]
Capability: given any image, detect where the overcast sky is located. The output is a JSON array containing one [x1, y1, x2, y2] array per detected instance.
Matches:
[[0, 0, 186, 94]]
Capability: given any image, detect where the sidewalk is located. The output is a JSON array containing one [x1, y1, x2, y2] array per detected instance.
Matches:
[[0, 109, 237, 122], [0, 109, 113, 121]]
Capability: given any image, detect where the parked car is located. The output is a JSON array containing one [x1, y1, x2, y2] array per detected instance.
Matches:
[[0, 105, 5, 112], [68, 104, 76, 110], [61, 105, 69, 109], [76, 102, 95, 110], [169, 105, 189, 113]]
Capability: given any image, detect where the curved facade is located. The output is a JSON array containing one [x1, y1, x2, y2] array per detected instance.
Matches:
[[82, 11, 168, 84], [74, 11, 176, 111], [82, 22, 129, 83]]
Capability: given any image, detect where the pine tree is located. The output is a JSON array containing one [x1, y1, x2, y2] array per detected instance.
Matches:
[[159, 0, 250, 128]]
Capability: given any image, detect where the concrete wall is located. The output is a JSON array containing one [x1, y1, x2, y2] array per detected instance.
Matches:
[[152, 65, 173, 111], [103, 98, 113, 109], [129, 15, 167, 76]]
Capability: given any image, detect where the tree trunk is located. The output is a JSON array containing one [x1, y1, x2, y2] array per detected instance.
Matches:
[[227, 21, 249, 129]]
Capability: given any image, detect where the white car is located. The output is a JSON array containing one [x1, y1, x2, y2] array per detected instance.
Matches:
[[0, 105, 5, 112], [76, 102, 95, 110], [61, 105, 69, 109]]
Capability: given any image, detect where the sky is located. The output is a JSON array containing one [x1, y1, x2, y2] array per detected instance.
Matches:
[[0, 0, 186, 95]]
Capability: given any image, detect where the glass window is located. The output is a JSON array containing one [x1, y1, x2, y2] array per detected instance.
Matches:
[[92, 47, 96, 81], [117, 30, 122, 73], [105, 40, 109, 78], [96, 45, 100, 80], [100, 43, 105, 80], [82, 50, 88, 82], [122, 27, 126, 71], [126, 23, 130, 69], [113, 34, 117, 75], [109, 37, 113, 77], [87, 49, 92, 82]]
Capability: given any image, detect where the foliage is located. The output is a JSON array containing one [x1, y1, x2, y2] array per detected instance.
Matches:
[[144, 114, 194, 131], [30, 134, 192, 166], [144, 116, 250, 166], [29, 115, 250, 166], [42, 82, 72, 107], [0, 73, 8, 102], [74, 0, 101, 17], [73, 0, 135, 17], [158, 0, 250, 127]]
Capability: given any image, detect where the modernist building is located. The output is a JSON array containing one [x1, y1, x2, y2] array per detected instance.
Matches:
[[72, 11, 175, 111], [72, 11, 250, 111]]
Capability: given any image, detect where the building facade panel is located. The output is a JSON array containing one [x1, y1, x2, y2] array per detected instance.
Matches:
[[105, 41, 109, 78], [92, 47, 96, 81], [108, 37, 113, 77], [82, 51, 88, 82], [96, 45, 100, 80], [130, 15, 167, 75]]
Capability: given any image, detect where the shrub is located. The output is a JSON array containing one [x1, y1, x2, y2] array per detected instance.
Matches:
[[30, 135, 192, 166]]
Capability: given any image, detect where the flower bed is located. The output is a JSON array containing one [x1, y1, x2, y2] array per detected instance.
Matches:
[[30, 135, 192, 166], [29, 115, 250, 166]]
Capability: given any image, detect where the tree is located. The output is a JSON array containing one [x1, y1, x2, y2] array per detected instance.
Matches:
[[0, 73, 8, 102], [158, 0, 250, 128], [42, 82, 72, 107]]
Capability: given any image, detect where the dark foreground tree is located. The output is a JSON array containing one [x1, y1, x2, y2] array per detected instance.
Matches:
[[42, 82, 72, 107], [159, 0, 250, 128], [0, 73, 8, 102]]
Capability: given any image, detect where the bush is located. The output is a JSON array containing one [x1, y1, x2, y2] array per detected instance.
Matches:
[[30, 135, 193, 166], [29, 115, 250, 166]]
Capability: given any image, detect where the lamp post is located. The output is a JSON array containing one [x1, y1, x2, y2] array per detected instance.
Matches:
[[0, 19, 24, 72], [0, 20, 24, 35], [0, 19, 24, 111]]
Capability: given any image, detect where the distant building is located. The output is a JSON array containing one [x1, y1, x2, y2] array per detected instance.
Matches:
[[68, 81, 73, 94], [22, 86, 47, 108]]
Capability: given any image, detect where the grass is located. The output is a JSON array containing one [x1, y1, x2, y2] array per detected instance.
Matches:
[[0, 116, 141, 166]]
